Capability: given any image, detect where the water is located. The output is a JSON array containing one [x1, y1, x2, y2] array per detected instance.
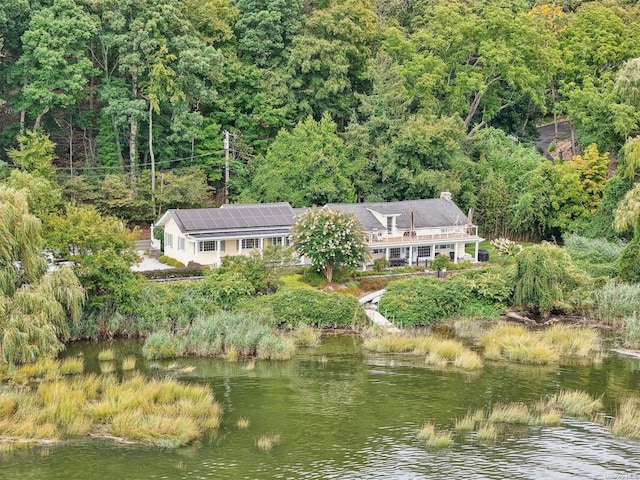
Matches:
[[3, 335, 640, 480]]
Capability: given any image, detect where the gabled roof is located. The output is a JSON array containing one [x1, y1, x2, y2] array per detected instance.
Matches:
[[326, 199, 468, 230], [157, 202, 296, 233]]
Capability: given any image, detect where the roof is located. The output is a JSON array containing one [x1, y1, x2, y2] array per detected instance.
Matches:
[[157, 202, 296, 233], [326, 199, 469, 230]]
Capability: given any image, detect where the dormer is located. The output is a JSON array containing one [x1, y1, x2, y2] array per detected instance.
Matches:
[[367, 208, 401, 234]]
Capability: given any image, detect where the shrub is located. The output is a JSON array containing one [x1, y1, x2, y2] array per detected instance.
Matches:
[[430, 254, 453, 271], [450, 267, 514, 304], [372, 258, 389, 272], [159, 255, 185, 268], [619, 236, 640, 282], [379, 277, 470, 326], [358, 276, 391, 292], [249, 288, 365, 328]]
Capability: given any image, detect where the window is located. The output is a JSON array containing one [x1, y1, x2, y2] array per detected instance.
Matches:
[[242, 238, 259, 249], [372, 249, 383, 254], [177, 237, 185, 250], [199, 240, 217, 252], [165, 233, 173, 248], [386, 216, 393, 234], [389, 247, 401, 259], [268, 237, 283, 246], [417, 246, 431, 257]]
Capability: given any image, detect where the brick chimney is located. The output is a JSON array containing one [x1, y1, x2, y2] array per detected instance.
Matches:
[[440, 191, 452, 201]]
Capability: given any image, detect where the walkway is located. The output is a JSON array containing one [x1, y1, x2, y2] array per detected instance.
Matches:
[[360, 289, 401, 333]]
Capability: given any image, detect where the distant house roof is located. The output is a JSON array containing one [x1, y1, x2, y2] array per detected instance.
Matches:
[[156, 202, 296, 233], [326, 199, 468, 230]]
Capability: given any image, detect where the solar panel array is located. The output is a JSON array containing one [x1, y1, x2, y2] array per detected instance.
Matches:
[[175, 203, 296, 232]]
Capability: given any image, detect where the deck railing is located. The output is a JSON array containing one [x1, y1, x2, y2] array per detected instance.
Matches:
[[367, 225, 478, 244]]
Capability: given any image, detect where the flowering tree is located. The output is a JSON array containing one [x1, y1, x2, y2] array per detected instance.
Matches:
[[291, 208, 368, 282]]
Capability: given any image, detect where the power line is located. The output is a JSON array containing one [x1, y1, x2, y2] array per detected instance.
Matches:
[[52, 150, 226, 172]]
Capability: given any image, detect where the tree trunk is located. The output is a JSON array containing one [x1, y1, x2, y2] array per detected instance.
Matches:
[[33, 106, 50, 131], [149, 103, 156, 214], [324, 263, 333, 283], [129, 70, 138, 185]]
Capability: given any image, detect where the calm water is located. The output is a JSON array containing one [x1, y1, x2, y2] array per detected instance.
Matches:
[[3, 335, 640, 480]]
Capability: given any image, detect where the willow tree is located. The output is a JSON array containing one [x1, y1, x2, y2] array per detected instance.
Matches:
[[513, 243, 586, 314], [0, 187, 85, 364], [291, 207, 367, 283]]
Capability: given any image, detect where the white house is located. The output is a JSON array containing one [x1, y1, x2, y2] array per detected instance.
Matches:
[[155, 203, 296, 267], [155, 194, 483, 267], [327, 192, 483, 266]]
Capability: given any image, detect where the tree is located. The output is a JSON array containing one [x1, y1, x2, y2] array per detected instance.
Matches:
[[248, 114, 356, 206], [513, 243, 584, 314], [0, 186, 84, 364], [43, 203, 140, 312], [291, 207, 367, 282], [15, 0, 97, 131], [614, 183, 640, 237]]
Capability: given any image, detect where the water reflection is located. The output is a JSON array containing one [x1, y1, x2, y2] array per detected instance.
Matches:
[[3, 335, 640, 479]]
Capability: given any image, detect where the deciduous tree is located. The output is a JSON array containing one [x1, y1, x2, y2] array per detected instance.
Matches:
[[291, 207, 367, 282]]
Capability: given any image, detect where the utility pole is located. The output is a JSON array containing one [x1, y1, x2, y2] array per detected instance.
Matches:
[[223, 130, 236, 204]]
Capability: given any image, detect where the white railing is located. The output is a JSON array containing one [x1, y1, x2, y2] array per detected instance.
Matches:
[[368, 225, 478, 244]]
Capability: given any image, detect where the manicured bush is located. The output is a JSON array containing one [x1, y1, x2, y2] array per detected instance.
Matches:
[[372, 258, 389, 272], [358, 276, 391, 292], [246, 288, 365, 328], [378, 277, 470, 326], [159, 255, 185, 267]]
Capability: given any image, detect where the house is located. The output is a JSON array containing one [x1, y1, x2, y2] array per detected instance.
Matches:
[[327, 192, 483, 266], [155, 193, 483, 267], [155, 203, 297, 267]]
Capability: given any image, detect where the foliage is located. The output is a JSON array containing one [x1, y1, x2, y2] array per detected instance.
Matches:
[[291, 207, 368, 282], [142, 312, 294, 361], [490, 238, 523, 258], [244, 288, 365, 328], [618, 236, 640, 283], [372, 258, 389, 272], [0, 187, 85, 364], [379, 277, 470, 326], [430, 254, 453, 271], [513, 243, 586, 313], [159, 255, 185, 268], [248, 115, 357, 207], [593, 281, 640, 323]]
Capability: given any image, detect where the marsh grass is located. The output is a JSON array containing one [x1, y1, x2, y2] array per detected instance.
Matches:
[[60, 357, 84, 375], [549, 390, 603, 417], [99, 361, 116, 374], [540, 325, 601, 357], [610, 398, 640, 439], [121, 356, 137, 371], [236, 417, 250, 429], [256, 433, 281, 452], [454, 414, 476, 432], [453, 351, 483, 370], [622, 313, 640, 349], [479, 323, 602, 364], [476, 422, 498, 441], [363, 334, 481, 370], [425, 431, 453, 448], [290, 324, 321, 347], [594, 281, 640, 323], [97, 349, 115, 362], [416, 422, 436, 440], [488, 403, 530, 424], [0, 374, 222, 447]]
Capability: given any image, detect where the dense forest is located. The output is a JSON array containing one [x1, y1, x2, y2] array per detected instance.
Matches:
[[1, 0, 640, 243]]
